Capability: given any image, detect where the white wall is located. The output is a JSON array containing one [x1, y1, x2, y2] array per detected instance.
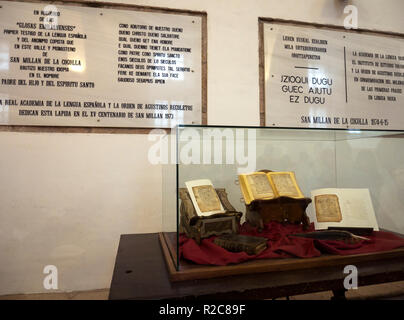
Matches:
[[1, 0, 404, 295], [0, 132, 162, 294]]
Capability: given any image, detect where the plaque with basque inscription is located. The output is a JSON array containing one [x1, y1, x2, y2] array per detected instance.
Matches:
[[263, 22, 404, 129]]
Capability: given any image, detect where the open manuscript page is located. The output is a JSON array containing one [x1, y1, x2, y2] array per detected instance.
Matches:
[[239, 172, 275, 205], [314, 194, 342, 223], [269, 172, 304, 198], [238, 171, 304, 204], [185, 179, 225, 216], [309, 188, 379, 230]]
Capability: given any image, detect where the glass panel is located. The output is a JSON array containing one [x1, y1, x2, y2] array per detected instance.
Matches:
[[162, 127, 179, 270], [336, 133, 404, 233], [165, 125, 404, 270]]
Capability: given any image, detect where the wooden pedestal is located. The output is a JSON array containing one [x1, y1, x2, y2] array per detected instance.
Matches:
[[179, 188, 242, 244], [159, 232, 404, 282], [246, 197, 312, 232]]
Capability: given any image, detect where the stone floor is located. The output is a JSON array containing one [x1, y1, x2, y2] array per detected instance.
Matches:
[[1, 281, 404, 300], [288, 280, 404, 300], [0, 288, 110, 300]]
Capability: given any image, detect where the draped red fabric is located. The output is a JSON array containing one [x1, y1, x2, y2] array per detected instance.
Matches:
[[179, 222, 404, 266]]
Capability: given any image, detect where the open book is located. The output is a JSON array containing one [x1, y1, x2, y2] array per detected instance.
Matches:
[[238, 171, 304, 205], [308, 188, 379, 231], [185, 179, 225, 217]]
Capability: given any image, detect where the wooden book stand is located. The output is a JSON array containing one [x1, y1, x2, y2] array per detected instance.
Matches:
[[179, 188, 242, 244], [245, 197, 311, 232], [244, 169, 311, 232]]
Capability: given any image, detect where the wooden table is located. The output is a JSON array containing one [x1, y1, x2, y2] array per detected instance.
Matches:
[[109, 233, 404, 300]]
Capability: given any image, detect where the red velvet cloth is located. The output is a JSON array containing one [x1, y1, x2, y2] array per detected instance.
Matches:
[[179, 222, 404, 266]]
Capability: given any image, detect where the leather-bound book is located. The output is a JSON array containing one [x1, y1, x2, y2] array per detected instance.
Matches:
[[214, 234, 267, 255]]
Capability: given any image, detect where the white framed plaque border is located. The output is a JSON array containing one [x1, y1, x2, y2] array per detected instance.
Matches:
[[259, 18, 404, 129], [0, 0, 207, 134]]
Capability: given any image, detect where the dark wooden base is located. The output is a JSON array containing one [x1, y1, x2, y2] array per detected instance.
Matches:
[[159, 232, 404, 282], [246, 197, 311, 231], [110, 233, 404, 300]]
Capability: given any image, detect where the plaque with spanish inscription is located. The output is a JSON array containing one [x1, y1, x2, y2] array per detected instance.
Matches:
[[0, 0, 204, 128], [262, 21, 404, 129]]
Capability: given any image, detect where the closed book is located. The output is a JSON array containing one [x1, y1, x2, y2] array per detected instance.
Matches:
[[214, 234, 267, 255]]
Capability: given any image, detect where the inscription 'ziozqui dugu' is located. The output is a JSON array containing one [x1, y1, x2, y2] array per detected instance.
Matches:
[[264, 23, 404, 130]]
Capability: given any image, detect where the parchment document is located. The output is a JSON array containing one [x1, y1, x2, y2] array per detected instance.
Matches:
[[192, 185, 222, 213], [309, 188, 378, 231], [247, 174, 275, 199], [314, 194, 343, 222], [271, 173, 300, 197], [185, 179, 225, 216]]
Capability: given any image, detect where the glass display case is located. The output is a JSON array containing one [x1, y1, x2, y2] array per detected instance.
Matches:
[[161, 125, 404, 276]]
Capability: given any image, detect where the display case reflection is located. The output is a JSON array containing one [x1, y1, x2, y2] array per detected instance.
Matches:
[[161, 126, 404, 277]]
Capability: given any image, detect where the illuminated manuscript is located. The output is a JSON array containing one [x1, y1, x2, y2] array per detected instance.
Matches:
[[314, 194, 343, 222]]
